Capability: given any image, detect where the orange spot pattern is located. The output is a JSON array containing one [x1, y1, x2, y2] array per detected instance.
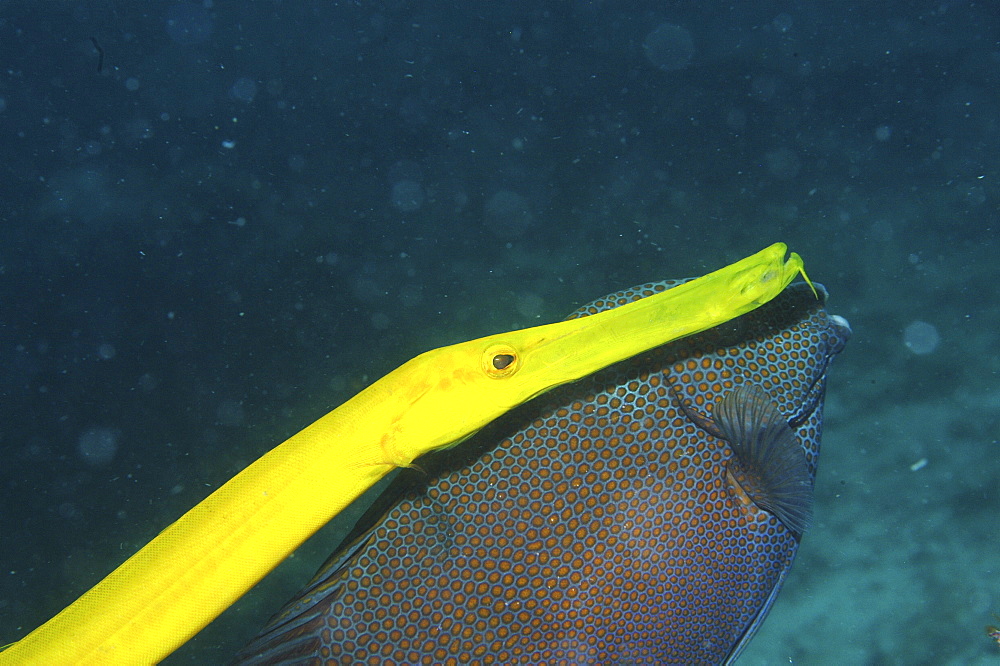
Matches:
[[237, 281, 848, 665]]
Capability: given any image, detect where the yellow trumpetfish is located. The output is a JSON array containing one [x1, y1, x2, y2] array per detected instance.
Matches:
[[0, 243, 809, 665]]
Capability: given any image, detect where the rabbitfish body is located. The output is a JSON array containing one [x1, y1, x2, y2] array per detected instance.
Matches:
[[237, 279, 850, 665]]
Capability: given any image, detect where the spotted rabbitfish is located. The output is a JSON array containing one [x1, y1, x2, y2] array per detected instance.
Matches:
[[236, 277, 851, 665]]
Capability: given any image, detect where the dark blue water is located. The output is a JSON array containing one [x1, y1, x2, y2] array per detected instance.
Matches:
[[0, 2, 996, 663]]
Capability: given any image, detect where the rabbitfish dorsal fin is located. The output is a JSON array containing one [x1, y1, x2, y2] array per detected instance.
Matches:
[[713, 384, 813, 538]]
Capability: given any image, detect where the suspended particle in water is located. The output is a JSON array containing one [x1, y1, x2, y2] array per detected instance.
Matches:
[[643, 23, 695, 71], [903, 320, 940, 355], [78, 427, 119, 466], [875, 125, 893, 141], [216, 400, 246, 427], [484, 190, 533, 238], [230, 77, 258, 103], [765, 147, 801, 180], [772, 13, 794, 33], [390, 180, 424, 212], [165, 3, 214, 45], [137, 373, 159, 392]]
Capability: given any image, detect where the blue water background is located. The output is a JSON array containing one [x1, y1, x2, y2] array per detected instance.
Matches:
[[0, 2, 996, 663]]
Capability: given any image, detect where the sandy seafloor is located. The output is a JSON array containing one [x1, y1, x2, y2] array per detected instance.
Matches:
[[0, 2, 997, 664]]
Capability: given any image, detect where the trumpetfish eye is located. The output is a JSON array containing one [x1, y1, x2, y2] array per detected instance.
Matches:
[[492, 353, 515, 370], [482, 344, 519, 378]]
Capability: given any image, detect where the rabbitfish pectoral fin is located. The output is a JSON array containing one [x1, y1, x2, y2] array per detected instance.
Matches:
[[714, 384, 813, 538]]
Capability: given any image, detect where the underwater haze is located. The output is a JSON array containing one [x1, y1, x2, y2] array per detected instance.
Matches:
[[0, 1, 997, 664]]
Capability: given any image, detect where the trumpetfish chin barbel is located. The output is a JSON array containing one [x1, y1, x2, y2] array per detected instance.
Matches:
[[236, 270, 850, 664], [0, 243, 844, 664]]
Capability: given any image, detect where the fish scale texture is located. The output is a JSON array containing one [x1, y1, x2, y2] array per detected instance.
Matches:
[[236, 281, 849, 666]]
